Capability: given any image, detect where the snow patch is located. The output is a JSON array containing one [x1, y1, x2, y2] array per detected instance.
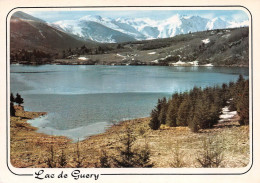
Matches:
[[188, 61, 199, 66], [175, 61, 186, 64], [148, 52, 156, 55], [202, 63, 213, 67], [53, 29, 63, 38], [116, 53, 127, 60], [78, 57, 88, 60], [222, 34, 231, 38], [170, 60, 199, 66], [218, 106, 237, 122], [151, 60, 159, 63], [38, 30, 45, 38], [170, 61, 186, 66], [202, 38, 210, 44], [116, 53, 125, 57]]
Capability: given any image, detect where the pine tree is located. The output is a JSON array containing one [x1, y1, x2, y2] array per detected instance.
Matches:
[[158, 97, 168, 125], [207, 103, 220, 128], [231, 75, 245, 111], [237, 74, 245, 84], [10, 102, 16, 116], [149, 109, 160, 130], [189, 116, 199, 133], [166, 94, 180, 127], [99, 150, 111, 168], [221, 83, 229, 104], [112, 127, 153, 167], [58, 150, 67, 167], [176, 97, 191, 126], [10, 93, 15, 103], [237, 80, 249, 125], [134, 142, 153, 167], [192, 98, 210, 130], [15, 93, 24, 106], [62, 50, 66, 59], [228, 81, 237, 111]]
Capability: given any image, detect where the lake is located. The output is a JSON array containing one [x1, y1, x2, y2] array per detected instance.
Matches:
[[10, 65, 249, 141]]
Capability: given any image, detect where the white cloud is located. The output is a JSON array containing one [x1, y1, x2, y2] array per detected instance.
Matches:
[[231, 13, 249, 22]]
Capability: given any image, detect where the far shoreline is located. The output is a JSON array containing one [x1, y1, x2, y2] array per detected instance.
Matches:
[[10, 62, 249, 68]]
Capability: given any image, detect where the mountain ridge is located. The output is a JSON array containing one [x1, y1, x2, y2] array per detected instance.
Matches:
[[10, 11, 97, 54], [51, 14, 249, 43]]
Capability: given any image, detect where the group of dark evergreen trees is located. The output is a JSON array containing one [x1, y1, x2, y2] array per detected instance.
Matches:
[[61, 45, 115, 59], [10, 93, 24, 116], [10, 49, 53, 64], [149, 75, 249, 132]]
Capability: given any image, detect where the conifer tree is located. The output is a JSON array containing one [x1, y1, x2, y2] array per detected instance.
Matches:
[[158, 97, 168, 125], [149, 109, 160, 130], [237, 80, 249, 125], [10, 93, 15, 103], [10, 102, 16, 116], [189, 116, 199, 133], [237, 74, 245, 84], [112, 127, 153, 167], [166, 94, 180, 127], [15, 93, 24, 106], [228, 81, 236, 111], [176, 97, 191, 126], [192, 98, 210, 130], [207, 103, 220, 127], [221, 83, 229, 104], [231, 75, 245, 110]]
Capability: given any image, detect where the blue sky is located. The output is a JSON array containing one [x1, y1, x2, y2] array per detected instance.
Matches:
[[25, 9, 249, 23]]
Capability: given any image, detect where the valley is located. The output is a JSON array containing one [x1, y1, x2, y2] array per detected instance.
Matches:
[[9, 10, 250, 169]]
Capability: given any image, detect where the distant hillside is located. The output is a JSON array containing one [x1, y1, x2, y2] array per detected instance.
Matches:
[[57, 27, 249, 67], [9, 11, 249, 66], [10, 11, 96, 54]]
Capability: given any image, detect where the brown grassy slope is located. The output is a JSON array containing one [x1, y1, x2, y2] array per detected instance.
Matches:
[[10, 106, 71, 168], [10, 106, 249, 168], [10, 17, 96, 54]]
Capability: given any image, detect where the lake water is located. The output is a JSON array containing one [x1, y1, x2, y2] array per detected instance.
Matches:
[[10, 65, 249, 141]]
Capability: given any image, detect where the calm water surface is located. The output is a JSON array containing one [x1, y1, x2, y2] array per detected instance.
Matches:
[[10, 65, 249, 141]]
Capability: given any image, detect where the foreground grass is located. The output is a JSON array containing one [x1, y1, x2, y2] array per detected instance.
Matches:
[[10, 106, 249, 168]]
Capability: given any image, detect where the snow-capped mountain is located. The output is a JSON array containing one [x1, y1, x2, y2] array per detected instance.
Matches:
[[51, 14, 249, 43]]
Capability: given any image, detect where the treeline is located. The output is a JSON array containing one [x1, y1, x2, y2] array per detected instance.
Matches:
[[10, 49, 53, 64], [149, 75, 249, 132], [61, 44, 119, 59]]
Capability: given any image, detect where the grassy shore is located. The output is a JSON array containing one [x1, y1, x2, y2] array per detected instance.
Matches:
[[10, 106, 249, 168]]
